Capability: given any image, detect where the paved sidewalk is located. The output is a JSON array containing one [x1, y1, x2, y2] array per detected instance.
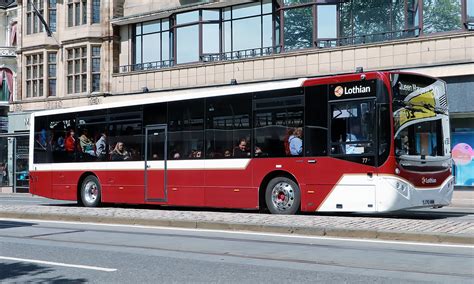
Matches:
[[0, 202, 472, 245]]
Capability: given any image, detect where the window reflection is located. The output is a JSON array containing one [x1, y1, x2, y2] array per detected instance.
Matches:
[[203, 24, 220, 54], [233, 17, 261, 51], [284, 7, 313, 50], [317, 5, 336, 39], [134, 19, 170, 67], [423, 0, 462, 34], [203, 10, 219, 21], [232, 2, 261, 19], [177, 25, 199, 64], [176, 11, 199, 25], [142, 33, 160, 63], [469, 0, 474, 19]]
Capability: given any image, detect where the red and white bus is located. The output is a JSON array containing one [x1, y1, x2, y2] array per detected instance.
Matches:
[[29, 71, 454, 214]]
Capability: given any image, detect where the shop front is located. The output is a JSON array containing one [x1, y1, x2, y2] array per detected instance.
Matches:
[[445, 76, 474, 188], [1, 112, 31, 193]]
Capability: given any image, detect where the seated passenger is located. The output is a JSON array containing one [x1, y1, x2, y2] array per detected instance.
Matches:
[[289, 128, 303, 156], [111, 142, 131, 161], [65, 130, 76, 153], [233, 138, 250, 158], [79, 129, 96, 156]]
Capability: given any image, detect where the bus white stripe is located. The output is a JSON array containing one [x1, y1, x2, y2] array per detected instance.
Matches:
[[33, 159, 251, 171]]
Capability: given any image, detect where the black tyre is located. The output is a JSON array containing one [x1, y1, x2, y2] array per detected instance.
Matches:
[[80, 175, 102, 207], [265, 177, 300, 214]]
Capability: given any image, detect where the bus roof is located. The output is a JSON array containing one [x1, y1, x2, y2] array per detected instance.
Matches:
[[33, 70, 426, 118]]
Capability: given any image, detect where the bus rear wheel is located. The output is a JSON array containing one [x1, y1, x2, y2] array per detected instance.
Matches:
[[265, 177, 300, 214], [80, 175, 102, 207]]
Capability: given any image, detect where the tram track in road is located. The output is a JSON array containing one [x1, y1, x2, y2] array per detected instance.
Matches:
[[1, 220, 473, 279]]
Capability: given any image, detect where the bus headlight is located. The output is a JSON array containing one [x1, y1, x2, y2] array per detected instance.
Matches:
[[385, 178, 409, 198]]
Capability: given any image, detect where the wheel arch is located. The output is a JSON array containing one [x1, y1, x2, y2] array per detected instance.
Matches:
[[258, 170, 299, 211], [77, 171, 99, 205]]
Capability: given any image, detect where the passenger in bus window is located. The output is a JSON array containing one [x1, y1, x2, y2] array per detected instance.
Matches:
[[79, 129, 96, 156], [233, 138, 250, 158], [289, 128, 303, 156], [65, 130, 76, 154], [111, 142, 131, 161], [224, 149, 231, 158], [55, 133, 65, 152], [95, 133, 107, 160]]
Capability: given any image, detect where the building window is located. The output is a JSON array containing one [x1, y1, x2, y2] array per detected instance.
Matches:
[[48, 0, 57, 32], [48, 52, 56, 96], [134, 19, 171, 68], [68, 0, 87, 27], [67, 47, 87, 94], [316, 5, 337, 47], [91, 46, 100, 92], [283, 5, 313, 50], [468, 0, 474, 19], [26, 0, 44, 35], [0, 69, 13, 102], [423, 0, 462, 34], [176, 11, 199, 64], [92, 0, 100, 23], [222, 0, 273, 57], [26, 54, 44, 98]]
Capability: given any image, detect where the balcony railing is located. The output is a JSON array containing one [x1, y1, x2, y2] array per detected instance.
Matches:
[[116, 60, 174, 73], [0, 46, 16, 57], [200, 46, 282, 62], [316, 28, 421, 48]]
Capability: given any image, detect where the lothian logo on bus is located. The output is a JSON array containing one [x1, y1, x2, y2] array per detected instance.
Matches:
[[422, 177, 437, 184], [334, 85, 371, 97]]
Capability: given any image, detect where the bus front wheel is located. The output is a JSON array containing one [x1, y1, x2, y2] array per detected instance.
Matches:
[[80, 175, 102, 207], [265, 177, 300, 214]]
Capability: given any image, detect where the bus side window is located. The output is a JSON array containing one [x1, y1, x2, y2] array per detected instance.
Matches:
[[168, 99, 204, 160], [50, 114, 76, 163], [33, 116, 52, 164], [108, 107, 143, 161], [253, 97, 304, 158], [205, 94, 251, 159]]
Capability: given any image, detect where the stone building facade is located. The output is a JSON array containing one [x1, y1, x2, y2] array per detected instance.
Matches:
[[9, 0, 474, 191]]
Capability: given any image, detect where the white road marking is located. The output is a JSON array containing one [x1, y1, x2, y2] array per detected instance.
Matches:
[[0, 256, 117, 272], [1, 218, 472, 249]]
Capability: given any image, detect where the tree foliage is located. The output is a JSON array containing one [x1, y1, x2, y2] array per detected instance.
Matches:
[[423, 0, 462, 34], [283, 6, 313, 50]]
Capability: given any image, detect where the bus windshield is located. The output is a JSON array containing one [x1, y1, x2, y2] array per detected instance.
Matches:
[[391, 73, 450, 168]]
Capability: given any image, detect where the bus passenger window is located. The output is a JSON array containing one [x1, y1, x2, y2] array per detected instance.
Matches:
[[108, 107, 143, 161], [205, 94, 251, 159], [168, 99, 204, 160]]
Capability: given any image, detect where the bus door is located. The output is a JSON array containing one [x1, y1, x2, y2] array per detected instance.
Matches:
[[322, 98, 377, 211], [145, 125, 167, 202]]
